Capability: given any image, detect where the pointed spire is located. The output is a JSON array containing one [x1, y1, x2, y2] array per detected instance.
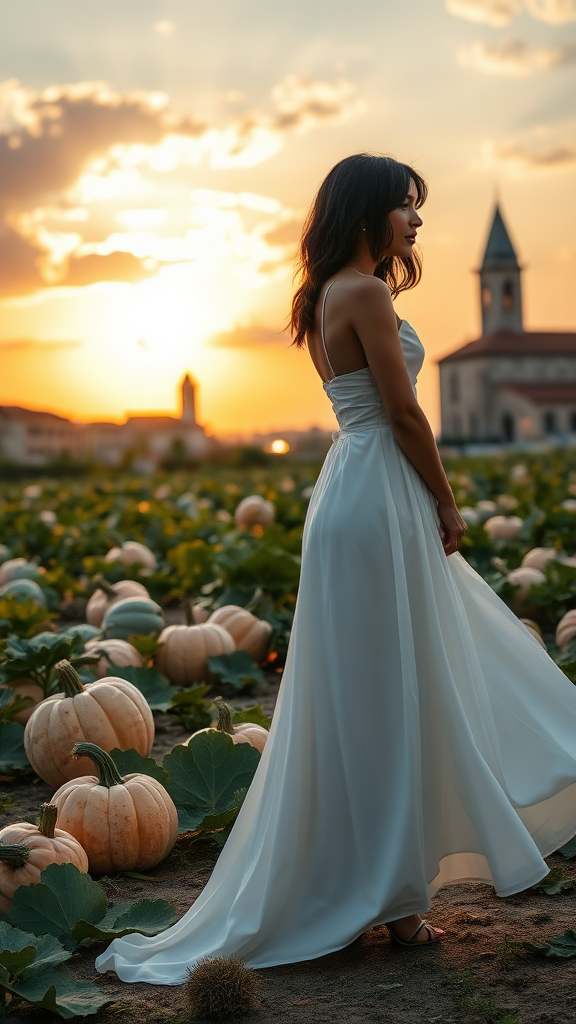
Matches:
[[481, 203, 520, 271]]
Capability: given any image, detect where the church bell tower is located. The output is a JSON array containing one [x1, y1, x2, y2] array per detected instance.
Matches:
[[478, 203, 524, 336], [180, 374, 196, 425]]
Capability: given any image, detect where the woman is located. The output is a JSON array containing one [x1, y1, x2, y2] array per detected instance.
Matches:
[[96, 153, 576, 982]]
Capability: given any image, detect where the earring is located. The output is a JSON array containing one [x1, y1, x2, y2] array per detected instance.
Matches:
[[361, 227, 366, 231]]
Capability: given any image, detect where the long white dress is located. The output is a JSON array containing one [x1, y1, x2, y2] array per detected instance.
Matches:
[[95, 311, 576, 985]]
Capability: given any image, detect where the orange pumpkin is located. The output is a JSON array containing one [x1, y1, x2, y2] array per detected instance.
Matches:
[[85, 638, 144, 678], [24, 660, 154, 788], [0, 803, 88, 913], [155, 622, 235, 686], [86, 575, 149, 627], [186, 696, 268, 754], [51, 742, 178, 874], [208, 605, 272, 663]]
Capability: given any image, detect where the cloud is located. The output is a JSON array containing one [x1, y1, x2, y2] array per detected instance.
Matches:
[[458, 36, 576, 74], [445, 0, 521, 25], [0, 338, 80, 351], [525, 0, 576, 22], [479, 121, 576, 171], [0, 76, 362, 298], [445, 0, 576, 21], [209, 325, 290, 348]]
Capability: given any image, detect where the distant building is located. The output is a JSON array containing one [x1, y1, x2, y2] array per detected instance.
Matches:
[[437, 203, 576, 445], [0, 374, 212, 467]]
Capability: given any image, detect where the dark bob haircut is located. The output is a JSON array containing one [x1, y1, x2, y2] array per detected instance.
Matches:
[[290, 153, 427, 348]]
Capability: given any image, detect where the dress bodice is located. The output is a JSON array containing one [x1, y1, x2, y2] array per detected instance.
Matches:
[[323, 320, 425, 438]]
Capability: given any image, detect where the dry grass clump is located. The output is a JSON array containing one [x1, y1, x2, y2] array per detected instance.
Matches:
[[183, 955, 262, 1020]]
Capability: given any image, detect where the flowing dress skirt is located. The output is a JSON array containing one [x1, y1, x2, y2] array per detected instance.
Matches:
[[95, 425, 576, 984]]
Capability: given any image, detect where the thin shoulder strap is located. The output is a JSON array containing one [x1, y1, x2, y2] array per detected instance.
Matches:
[[320, 281, 336, 380]]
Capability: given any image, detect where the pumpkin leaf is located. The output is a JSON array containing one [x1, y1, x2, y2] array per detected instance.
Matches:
[[207, 651, 267, 690], [105, 663, 175, 710], [558, 836, 576, 859], [0, 597, 57, 639], [232, 704, 271, 730], [163, 731, 260, 832], [127, 633, 165, 660], [71, 898, 178, 942], [530, 868, 576, 895], [511, 929, 576, 959], [170, 684, 212, 731], [0, 721, 32, 775], [0, 922, 71, 973], [0, 687, 33, 723], [0, 631, 86, 696], [0, 923, 107, 1020], [8, 968, 111, 1018], [109, 746, 169, 786], [5, 863, 107, 948], [58, 624, 101, 644]]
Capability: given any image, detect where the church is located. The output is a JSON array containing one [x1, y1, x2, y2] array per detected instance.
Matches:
[[437, 203, 576, 446]]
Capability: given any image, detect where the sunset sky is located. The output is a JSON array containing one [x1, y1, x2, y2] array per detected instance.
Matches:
[[1, 0, 575, 437]]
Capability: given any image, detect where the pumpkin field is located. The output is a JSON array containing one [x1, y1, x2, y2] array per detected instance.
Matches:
[[3, 450, 576, 1024]]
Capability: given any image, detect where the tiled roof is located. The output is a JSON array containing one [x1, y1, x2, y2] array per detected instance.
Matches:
[[437, 331, 576, 362], [500, 384, 576, 404]]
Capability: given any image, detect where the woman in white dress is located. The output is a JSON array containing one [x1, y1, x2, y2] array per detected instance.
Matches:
[[96, 153, 576, 982]]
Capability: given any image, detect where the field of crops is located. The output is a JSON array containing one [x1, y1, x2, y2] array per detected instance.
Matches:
[[2, 449, 576, 1020]]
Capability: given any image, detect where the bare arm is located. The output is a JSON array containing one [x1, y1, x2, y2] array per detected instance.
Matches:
[[349, 277, 467, 554]]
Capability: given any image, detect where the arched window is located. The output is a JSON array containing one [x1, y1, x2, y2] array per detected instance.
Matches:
[[543, 411, 556, 434], [570, 411, 576, 433], [452, 414, 462, 438], [469, 412, 478, 438], [502, 412, 514, 442], [449, 371, 460, 402], [502, 280, 514, 309]]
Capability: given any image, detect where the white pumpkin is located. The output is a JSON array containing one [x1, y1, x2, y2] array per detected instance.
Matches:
[[104, 541, 157, 574], [154, 623, 235, 686], [519, 618, 547, 649], [209, 605, 273, 662], [521, 548, 558, 571], [85, 638, 144, 678], [483, 516, 524, 541], [556, 610, 576, 650], [234, 495, 275, 529]]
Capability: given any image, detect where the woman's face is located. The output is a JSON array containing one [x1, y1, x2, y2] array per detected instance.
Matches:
[[382, 179, 422, 259]]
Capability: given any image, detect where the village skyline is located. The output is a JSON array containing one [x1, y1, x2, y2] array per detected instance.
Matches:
[[1, 0, 575, 437]]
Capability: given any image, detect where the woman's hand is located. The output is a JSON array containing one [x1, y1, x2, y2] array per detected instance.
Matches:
[[437, 502, 468, 556]]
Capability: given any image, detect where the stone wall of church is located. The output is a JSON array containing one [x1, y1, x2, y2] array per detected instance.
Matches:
[[439, 355, 576, 441]]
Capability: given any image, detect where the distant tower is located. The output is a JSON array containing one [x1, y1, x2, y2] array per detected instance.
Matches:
[[180, 374, 196, 425], [478, 203, 524, 336]]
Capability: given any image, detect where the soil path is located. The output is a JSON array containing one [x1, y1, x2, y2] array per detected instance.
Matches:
[[3, 677, 576, 1023]]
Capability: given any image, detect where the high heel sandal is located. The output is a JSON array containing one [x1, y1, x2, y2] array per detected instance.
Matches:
[[385, 919, 444, 948]]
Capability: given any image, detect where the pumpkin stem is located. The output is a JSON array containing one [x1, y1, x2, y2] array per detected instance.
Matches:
[[93, 573, 117, 599], [71, 742, 125, 788], [185, 599, 194, 627], [213, 696, 235, 735], [54, 659, 85, 696], [0, 844, 29, 868], [38, 803, 58, 839]]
